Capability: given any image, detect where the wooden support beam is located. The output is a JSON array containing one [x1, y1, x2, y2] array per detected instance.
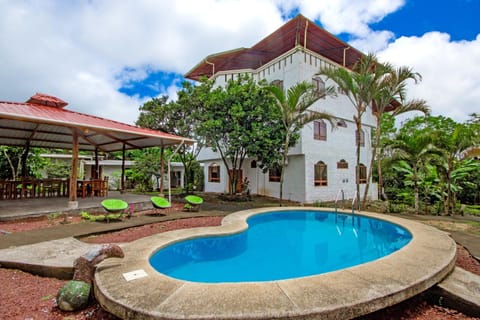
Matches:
[[69, 130, 79, 207], [121, 143, 126, 193]]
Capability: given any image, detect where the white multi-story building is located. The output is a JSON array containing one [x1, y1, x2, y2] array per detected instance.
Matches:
[[185, 14, 377, 203]]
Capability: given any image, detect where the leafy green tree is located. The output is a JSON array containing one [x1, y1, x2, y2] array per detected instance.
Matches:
[[137, 80, 213, 193], [0, 146, 46, 179], [130, 147, 162, 192], [390, 115, 478, 214], [44, 159, 71, 178], [197, 75, 285, 195], [266, 81, 334, 204], [318, 53, 389, 206]]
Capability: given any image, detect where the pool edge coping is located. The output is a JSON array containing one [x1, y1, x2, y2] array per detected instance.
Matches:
[[94, 207, 457, 320]]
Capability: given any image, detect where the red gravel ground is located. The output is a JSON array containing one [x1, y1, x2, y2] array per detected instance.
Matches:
[[1, 215, 479, 320]]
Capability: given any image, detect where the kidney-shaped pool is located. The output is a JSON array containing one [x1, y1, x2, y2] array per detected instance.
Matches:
[[94, 207, 456, 320], [150, 210, 412, 282]]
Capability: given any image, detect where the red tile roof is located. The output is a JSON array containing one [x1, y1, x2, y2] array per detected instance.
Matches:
[[0, 95, 193, 152], [185, 14, 364, 80]]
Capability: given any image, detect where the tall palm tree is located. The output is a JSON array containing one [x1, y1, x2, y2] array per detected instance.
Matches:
[[266, 81, 334, 205], [365, 65, 430, 207], [317, 53, 388, 207]]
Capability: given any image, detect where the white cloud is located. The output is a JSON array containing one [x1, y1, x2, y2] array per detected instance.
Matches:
[[295, 0, 404, 36], [0, 0, 283, 124], [378, 32, 480, 122], [349, 30, 395, 53], [0, 0, 476, 126]]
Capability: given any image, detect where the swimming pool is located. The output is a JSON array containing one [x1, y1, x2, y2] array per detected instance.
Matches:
[[95, 207, 456, 320], [150, 210, 412, 282]]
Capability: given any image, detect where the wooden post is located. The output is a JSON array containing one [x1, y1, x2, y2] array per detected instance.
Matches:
[[68, 130, 79, 208], [94, 147, 99, 179], [121, 143, 126, 193]]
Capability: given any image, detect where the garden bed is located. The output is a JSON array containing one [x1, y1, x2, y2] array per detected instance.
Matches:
[[0, 214, 479, 319]]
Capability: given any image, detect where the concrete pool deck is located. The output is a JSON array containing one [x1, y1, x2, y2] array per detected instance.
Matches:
[[94, 207, 457, 320]]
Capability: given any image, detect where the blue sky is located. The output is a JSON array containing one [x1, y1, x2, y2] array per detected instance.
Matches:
[[373, 0, 479, 41], [0, 0, 478, 123]]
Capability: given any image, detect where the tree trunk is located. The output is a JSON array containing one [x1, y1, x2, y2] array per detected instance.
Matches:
[[279, 133, 290, 206], [2, 149, 17, 180], [21, 142, 30, 178], [363, 118, 381, 207], [446, 171, 452, 215], [413, 166, 419, 214], [159, 146, 165, 194], [355, 119, 361, 210]]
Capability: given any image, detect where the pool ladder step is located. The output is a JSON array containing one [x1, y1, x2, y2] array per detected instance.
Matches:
[[334, 190, 360, 215]]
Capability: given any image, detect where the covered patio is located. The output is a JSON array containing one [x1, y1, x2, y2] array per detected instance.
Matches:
[[0, 93, 193, 209]]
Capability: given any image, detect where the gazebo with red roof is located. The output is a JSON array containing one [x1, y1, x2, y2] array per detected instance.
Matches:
[[0, 93, 193, 207]]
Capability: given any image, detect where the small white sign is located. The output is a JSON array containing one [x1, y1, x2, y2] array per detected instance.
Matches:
[[123, 269, 148, 281]]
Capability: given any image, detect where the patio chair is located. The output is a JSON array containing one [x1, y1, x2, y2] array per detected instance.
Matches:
[[101, 199, 128, 214], [100, 199, 128, 223], [150, 196, 171, 215], [184, 195, 204, 212]]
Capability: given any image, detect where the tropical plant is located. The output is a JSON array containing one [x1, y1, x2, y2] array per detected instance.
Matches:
[[387, 126, 441, 213], [365, 63, 429, 206], [317, 53, 389, 207], [266, 81, 335, 204], [424, 117, 479, 214]]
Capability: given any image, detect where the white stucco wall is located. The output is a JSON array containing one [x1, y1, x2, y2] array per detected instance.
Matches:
[[197, 46, 378, 203]]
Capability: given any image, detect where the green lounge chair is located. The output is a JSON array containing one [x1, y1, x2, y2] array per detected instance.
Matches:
[[101, 199, 128, 214], [184, 195, 203, 212], [151, 196, 171, 214]]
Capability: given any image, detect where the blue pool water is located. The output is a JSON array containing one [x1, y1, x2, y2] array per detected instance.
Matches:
[[149, 210, 412, 283]]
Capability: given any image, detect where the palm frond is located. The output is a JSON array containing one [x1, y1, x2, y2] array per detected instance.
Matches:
[[393, 99, 430, 116]]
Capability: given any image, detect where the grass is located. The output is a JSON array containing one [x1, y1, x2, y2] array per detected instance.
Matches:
[[464, 205, 480, 216]]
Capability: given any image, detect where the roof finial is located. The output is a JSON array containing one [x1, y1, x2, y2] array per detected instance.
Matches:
[[26, 93, 68, 108]]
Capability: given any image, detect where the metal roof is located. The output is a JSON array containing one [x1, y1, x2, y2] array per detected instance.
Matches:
[[185, 14, 364, 80], [0, 93, 194, 152]]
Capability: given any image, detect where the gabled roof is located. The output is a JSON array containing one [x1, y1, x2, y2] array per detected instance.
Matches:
[[0, 93, 193, 152], [185, 14, 363, 80]]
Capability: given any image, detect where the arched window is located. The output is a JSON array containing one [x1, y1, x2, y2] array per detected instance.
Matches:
[[208, 163, 220, 183], [271, 79, 284, 91], [314, 120, 327, 140], [356, 164, 367, 184], [337, 159, 348, 169], [314, 161, 328, 186], [312, 76, 325, 96], [269, 165, 282, 182], [337, 119, 347, 127], [356, 129, 365, 147], [251, 160, 257, 168]]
